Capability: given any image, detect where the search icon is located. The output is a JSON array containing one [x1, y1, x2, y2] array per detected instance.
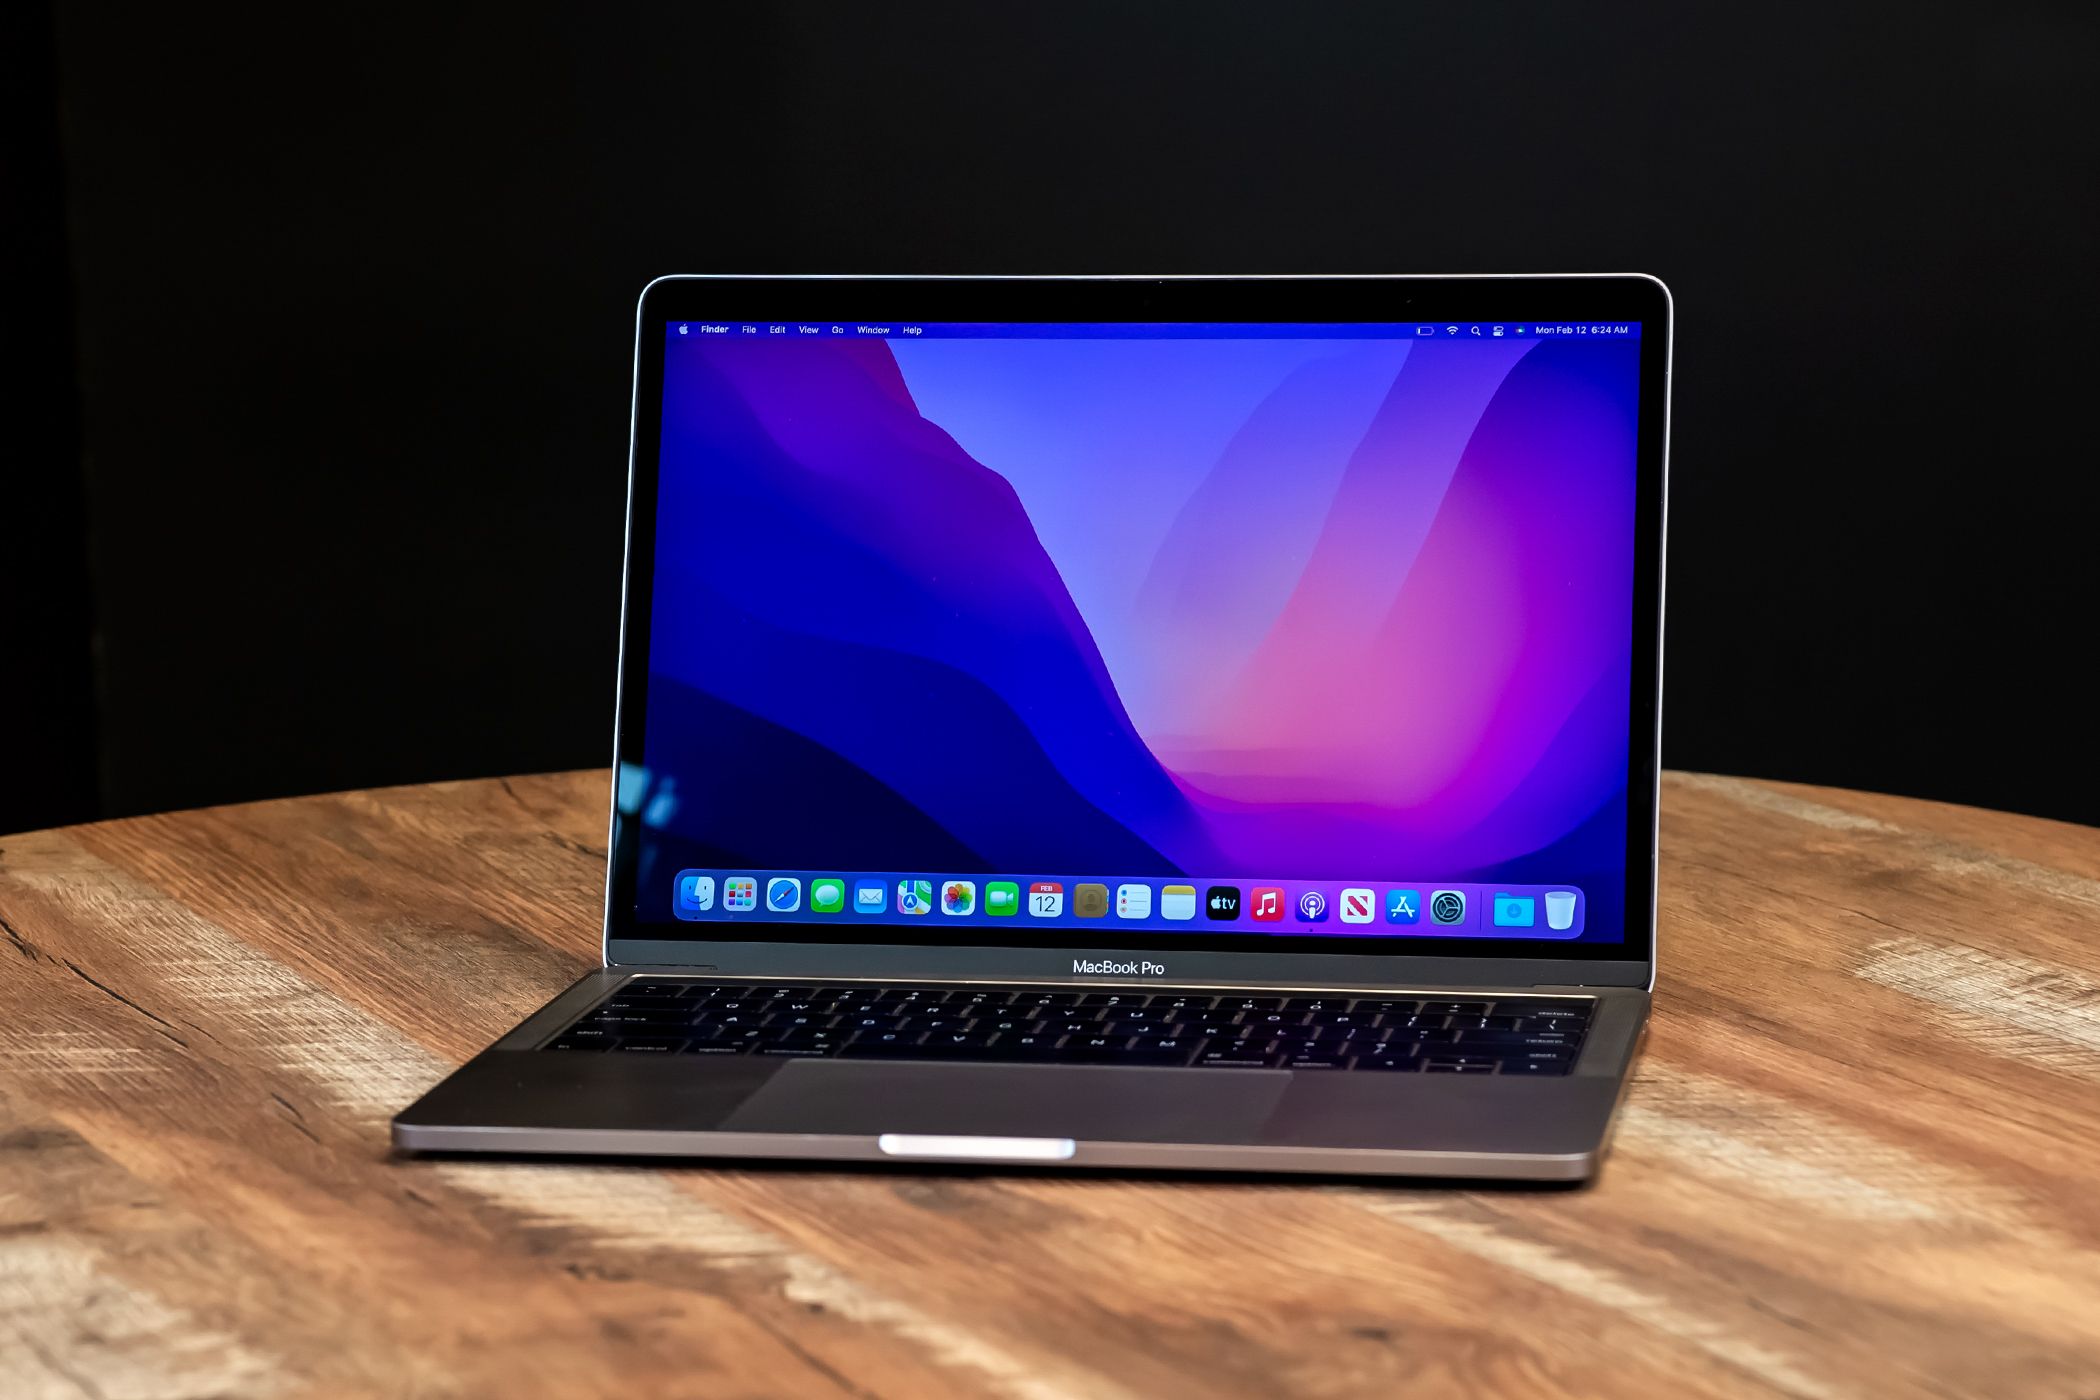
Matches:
[[1469, 325, 1481, 336]]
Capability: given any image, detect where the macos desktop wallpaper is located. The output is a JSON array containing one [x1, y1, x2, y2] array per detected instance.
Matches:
[[631, 324, 1641, 941]]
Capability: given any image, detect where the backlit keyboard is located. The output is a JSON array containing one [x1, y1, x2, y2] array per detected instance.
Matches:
[[543, 981, 1593, 1074]]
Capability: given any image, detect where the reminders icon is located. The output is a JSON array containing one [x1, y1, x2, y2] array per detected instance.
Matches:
[[1160, 885, 1197, 920]]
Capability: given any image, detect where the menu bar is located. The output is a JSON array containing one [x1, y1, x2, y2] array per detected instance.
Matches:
[[668, 321, 1640, 342]]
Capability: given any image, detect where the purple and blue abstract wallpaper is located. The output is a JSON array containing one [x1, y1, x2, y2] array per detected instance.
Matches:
[[634, 326, 1641, 940]]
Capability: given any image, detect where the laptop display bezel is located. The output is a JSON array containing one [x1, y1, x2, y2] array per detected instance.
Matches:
[[602, 275, 1667, 987]]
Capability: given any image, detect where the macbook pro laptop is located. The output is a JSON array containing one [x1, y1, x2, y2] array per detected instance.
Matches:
[[394, 273, 1670, 1180]]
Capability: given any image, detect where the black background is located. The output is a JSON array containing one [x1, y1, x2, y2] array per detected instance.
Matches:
[[6, 2, 2096, 836]]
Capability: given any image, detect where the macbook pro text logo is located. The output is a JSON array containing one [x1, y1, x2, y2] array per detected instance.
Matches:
[[1071, 958, 1165, 977]]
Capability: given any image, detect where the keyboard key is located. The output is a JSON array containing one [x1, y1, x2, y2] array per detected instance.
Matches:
[[1196, 1048, 1275, 1067], [841, 1040, 984, 1060], [1455, 1031, 1578, 1049], [599, 995, 693, 1012], [894, 1015, 975, 1033], [1285, 1050, 1353, 1070], [1512, 1002, 1593, 1020], [1501, 1056, 1575, 1076], [1079, 992, 1151, 1008], [679, 1039, 748, 1055], [1423, 1056, 1503, 1072], [926, 1031, 1002, 1048], [774, 1026, 847, 1044], [1152, 994, 1215, 1011], [613, 1037, 685, 1053], [1281, 997, 1350, 1012], [549, 1029, 616, 1050], [621, 981, 695, 998], [1065, 1048, 1196, 1067], [1353, 999, 1422, 1016], [1457, 1015, 1523, 1032], [1245, 1011, 1312, 1029], [587, 1009, 695, 1027], [1356, 1049, 1422, 1071], [764, 1013, 837, 1030], [852, 1031, 922, 1048], [1422, 1001, 1491, 1017], [1009, 991, 1081, 1008], [692, 1022, 767, 1042], [707, 1012, 766, 1028], [1379, 1013, 1447, 1029]]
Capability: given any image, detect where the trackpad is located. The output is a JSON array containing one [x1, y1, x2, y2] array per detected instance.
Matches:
[[721, 1062, 1288, 1145]]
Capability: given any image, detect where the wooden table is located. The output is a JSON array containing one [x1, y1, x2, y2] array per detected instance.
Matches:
[[3, 772, 2098, 1399]]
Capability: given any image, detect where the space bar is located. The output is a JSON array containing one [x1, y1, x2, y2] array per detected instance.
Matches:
[[836, 1042, 1191, 1066]]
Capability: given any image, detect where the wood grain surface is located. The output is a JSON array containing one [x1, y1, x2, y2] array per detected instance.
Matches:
[[2, 770, 2097, 1400]]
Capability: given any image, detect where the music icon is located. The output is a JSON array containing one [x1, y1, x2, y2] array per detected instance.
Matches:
[[1250, 885, 1284, 921]]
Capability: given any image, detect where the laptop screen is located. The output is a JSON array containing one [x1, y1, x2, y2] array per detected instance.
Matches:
[[625, 315, 1644, 949]]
